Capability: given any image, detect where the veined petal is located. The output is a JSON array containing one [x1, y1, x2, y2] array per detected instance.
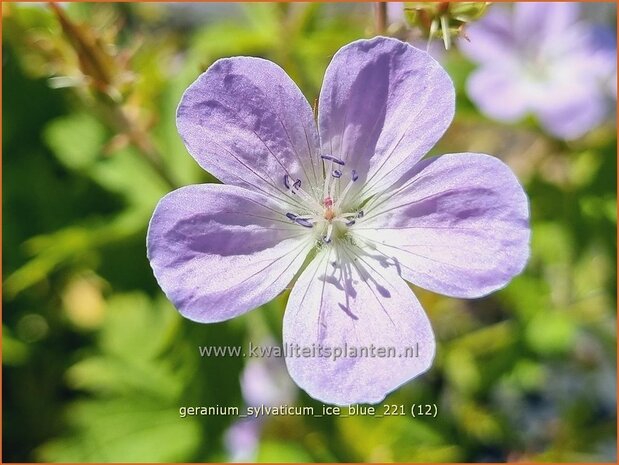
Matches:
[[354, 153, 530, 298], [177, 57, 322, 207], [147, 184, 313, 323], [318, 37, 454, 201], [283, 246, 435, 405]]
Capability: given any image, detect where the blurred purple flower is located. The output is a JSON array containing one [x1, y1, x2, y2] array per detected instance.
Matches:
[[459, 2, 617, 139], [225, 348, 295, 462], [387, 1, 406, 25], [224, 418, 261, 463], [241, 340, 297, 408], [147, 37, 530, 405]]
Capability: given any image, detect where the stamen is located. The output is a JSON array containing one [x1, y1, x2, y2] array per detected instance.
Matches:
[[321, 154, 345, 166], [294, 217, 314, 228], [286, 212, 316, 228], [334, 210, 361, 227], [334, 169, 359, 210], [284, 175, 323, 211], [315, 157, 364, 237], [323, 160, 333, 199], [323, 223, 334, 243], [335, 216, 356, 226]]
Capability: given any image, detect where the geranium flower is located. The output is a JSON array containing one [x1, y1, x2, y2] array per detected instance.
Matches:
[[225, 344, 295, 462], [459, 2, 617, 140], [147, 37, 530, 405]]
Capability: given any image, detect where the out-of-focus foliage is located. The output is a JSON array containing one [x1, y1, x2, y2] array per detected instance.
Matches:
[[3, 2, 616, 463]]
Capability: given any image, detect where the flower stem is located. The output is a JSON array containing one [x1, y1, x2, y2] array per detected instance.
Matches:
[[375, 2, 387, 35], [49, 2, 179, 190], [115, 106, 179, 189]]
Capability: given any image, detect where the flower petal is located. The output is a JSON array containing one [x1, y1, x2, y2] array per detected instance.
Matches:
[[527, 28, 614, 139], [147, 184, 312, 322], [318, 37, 454, 201], [354, 153, 530, 298], [466, 67, 530, 122], [458, 6, 516, 65], [514, 2, 579, 45], [177, 58, 322, 206], [283, 248, 435, 405], [533, 82, 607, 140]]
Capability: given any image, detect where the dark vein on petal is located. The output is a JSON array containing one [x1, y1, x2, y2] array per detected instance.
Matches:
[[197, 238, 312, 299], [198, 130, 306, 210], [303, 124, 322, 185], [360, 187, 485, 224], [340, 243, 396, 328], [353, 225, 515, 232], [359, 169, 438, 215], [240, 194, 309, 221], [215, 210, 299, 227], [357, 235, 494, 272], [293, 249, 330, 321], [359, 71, 437, 198], [275, 110, 316, 192]]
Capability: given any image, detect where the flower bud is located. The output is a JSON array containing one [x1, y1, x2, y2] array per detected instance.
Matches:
[[403, 1, 490, 49]]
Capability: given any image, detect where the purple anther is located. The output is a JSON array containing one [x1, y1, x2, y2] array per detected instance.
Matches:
[[293, 179, 302, 190], [352, 170, 359, 182], [332, 169, 342, 178], [323, 236, 332, 244], [357, 210, 364, 218], [286, 212, 298, 221], [321, 154, 345, 166], [284, 174, 292, 189], [345, 219, 356, 226], [294, 217, 314, 228]]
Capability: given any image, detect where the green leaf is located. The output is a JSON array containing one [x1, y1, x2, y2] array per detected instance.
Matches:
[[37, 399, 201, 462], [44, 112, 168, 208]]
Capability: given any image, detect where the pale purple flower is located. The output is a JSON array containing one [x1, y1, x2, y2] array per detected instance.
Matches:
[[459, 2, 617, 140], [147, 37, 530, 405], [241, 349, 296, 408], [224, 419, 260, 463], [387, 1, 406, 26], [225, 347, 295, 462]]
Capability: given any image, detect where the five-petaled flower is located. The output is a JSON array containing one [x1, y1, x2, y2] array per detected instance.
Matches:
[[147, 37, 530, 405], [459, 2, 617, 140]]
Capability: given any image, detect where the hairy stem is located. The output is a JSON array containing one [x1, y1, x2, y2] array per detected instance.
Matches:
[[50, 2, 178, 190], [113, 105, 179, 189]]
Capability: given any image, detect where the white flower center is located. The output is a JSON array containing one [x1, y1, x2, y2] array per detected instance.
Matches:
[[283, 154, 364, 245]]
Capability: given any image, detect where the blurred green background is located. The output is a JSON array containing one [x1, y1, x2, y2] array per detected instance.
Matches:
[[3, 2, 617, 463]]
